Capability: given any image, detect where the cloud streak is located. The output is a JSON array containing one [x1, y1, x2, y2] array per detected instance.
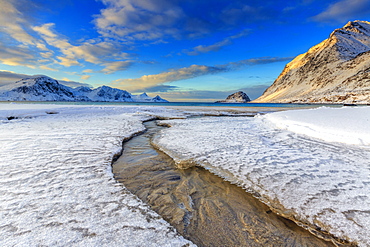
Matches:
[[33, 22, 132, 73], [186, 29, 250, 56], [0, 1, 134, 74], [113, 64, 227, 91], [94, 0, 282, 42], [312, 0, 370, 23], [113, 56, 292, 92]]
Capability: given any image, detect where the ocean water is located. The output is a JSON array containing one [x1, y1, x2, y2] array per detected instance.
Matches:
[[1, 100, 329, 108]]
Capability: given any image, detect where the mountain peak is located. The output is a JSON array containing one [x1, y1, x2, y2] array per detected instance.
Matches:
[[254, 20, 370, 104], [0, 78, 169, 103], [15, 76, 59, 86]]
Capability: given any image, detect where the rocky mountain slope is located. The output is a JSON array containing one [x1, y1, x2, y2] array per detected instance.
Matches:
[[254, 20, 370, 104], [217, 91, 251, 103], [0, 76, 168, 102]]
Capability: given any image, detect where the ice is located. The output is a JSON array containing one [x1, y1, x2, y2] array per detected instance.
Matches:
[[3, 103, 369, 246], [0, 103, 193, 246], [259, 106, 370, 146], [154, 107, 370, 246]]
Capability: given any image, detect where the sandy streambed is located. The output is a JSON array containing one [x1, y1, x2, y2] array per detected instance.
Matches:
[[113, 120, 334, 247]]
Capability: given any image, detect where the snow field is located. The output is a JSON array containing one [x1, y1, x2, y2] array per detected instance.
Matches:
[[154, 107, 370, 246], [259, 106, 370, 146], [0, 104, 193, 247]]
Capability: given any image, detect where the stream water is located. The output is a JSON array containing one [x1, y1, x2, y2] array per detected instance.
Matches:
[[113, 120, 335, 246]]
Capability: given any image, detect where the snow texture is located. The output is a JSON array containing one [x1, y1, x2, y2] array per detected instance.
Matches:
[[0, 103, 192, 247], [154, 106, 370, 246], [260, 106, 370, 146]]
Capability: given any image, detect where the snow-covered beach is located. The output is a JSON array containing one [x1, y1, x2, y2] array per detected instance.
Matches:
[[0, 103, 193, 246], [154, 106, 370, 246], [1, 103, 369, 246]]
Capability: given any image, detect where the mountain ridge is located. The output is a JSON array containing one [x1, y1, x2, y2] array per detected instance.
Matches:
[[0, 76, 169, 103], [254, 20, 370, 104]]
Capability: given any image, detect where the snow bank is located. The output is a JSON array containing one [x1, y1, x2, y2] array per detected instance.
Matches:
[[154, 107, 370, 246], [259, 106, 370, 146], [0, 103, 193, 246]]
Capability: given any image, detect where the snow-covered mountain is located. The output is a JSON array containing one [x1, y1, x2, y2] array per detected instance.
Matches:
[[216, 91, 251, 103], [0, 76, 169, 103], [131, 93, 168, 102], [254, 20, 370, 104], [0, 76, 80, 101], [76, 86, 134, 102]]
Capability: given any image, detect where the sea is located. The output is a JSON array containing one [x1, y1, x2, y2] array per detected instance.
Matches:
[[2, 101, 343, 108]]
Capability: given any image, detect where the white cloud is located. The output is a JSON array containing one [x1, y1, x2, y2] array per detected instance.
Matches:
[[39, 65, 58, 71], [94, 0, 184, 41], [0, 0, 44, 47], [312, 0, 370, 22], [0, 43, 36, 68], [113, 64, 227, 91], [81, 75, 91, 80], [0, 0, 51, 68], [33, 23, 132, 73], [56, 56, 80, 67], [101, 61, 132, 74], [186, 29, 250, 56], [112, 57, 292, 92], [83, 69, 94, 73]]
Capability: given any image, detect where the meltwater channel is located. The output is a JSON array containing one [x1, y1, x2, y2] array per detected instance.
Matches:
[[112, 120, 336, 247]]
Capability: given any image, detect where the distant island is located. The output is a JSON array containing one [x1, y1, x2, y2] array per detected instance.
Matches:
[[216, 91, 251, 103], [0, 76, 168, 103]]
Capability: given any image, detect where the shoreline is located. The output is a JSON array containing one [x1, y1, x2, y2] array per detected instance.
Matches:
[[0, 104, 366, 246]]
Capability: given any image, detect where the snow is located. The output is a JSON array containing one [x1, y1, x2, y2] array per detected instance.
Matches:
[[0, 103, 193, 246], [0, 76, 168, 103], [154, 106, 370, 246], [259, 106, 370, 146], [254, 20, 370, 104], [2, 103, 370, 246]]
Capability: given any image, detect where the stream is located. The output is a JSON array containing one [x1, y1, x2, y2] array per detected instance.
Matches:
[[113, 120, 335, 247]]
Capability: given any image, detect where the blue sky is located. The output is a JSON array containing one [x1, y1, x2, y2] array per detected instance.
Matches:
[[1, 0, 370, 101]]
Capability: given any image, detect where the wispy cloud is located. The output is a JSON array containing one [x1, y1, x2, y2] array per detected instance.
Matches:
[[185, 29, 250, 56], [80, 75, 91, 81], [113, 64, 227, 91], [0, 1, 134, 74], [312, 0, 370, 23], [94, 0, 185, 41], [94, 0, 281, 42], [33, 22, 132, 73], [0, 43, 36, 68], [0, 0, 47, 49], [112, 57, 292, 92]]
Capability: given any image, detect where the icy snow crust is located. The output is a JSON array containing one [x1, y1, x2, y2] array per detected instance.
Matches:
[[154, 107, 370, 246], [0, 103, 193, 246], [260, 106, 370, 146]]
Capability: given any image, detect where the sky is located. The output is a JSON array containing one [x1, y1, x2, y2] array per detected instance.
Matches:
[[1, 0, 370, 101]]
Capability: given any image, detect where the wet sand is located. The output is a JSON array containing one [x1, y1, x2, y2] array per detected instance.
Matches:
[[113, 120, 335, 246]]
